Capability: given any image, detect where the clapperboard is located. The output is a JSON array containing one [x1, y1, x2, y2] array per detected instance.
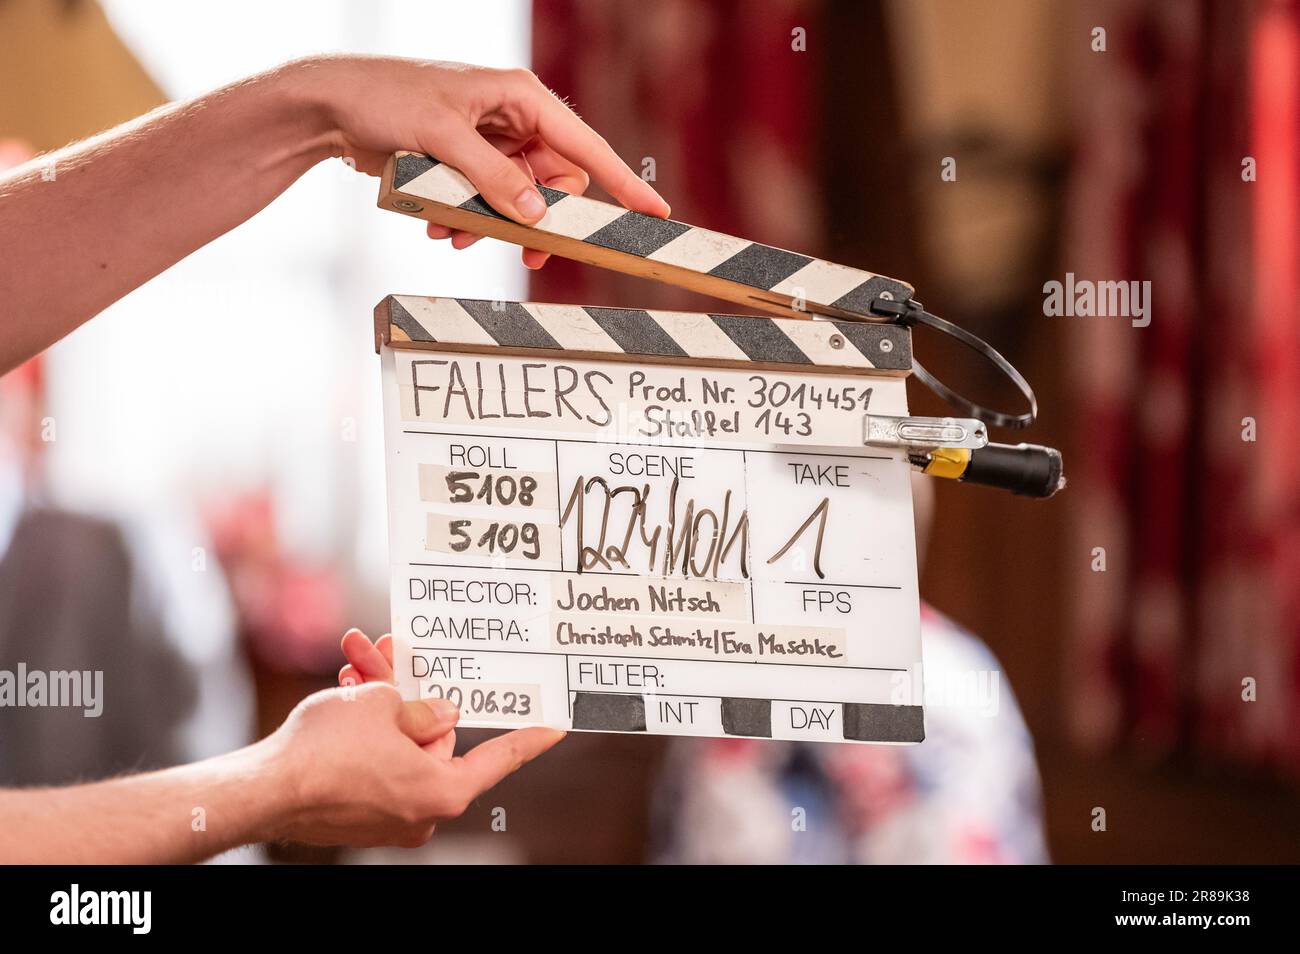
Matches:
[[371, 152, 1039, 745]]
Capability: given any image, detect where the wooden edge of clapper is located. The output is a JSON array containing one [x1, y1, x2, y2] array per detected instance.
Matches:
[[373, 294, 912, 379], [374, 297, 392, 354], [377, 152, 915, 326]]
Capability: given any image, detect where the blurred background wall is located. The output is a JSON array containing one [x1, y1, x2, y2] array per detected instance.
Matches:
[[1, 0, 1296, 863]]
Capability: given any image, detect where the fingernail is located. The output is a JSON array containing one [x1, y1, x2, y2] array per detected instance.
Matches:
[[429, 698, 459, 719], [515, 187, 546, 220]]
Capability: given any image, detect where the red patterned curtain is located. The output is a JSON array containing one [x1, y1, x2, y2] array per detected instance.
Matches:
[[530, 0, 822, 310], [1069, 0, 1300, 772]]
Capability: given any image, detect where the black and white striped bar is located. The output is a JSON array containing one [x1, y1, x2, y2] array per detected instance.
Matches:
[[385, 152, 915, 323], [376, 295, 912, 373], [571, 691, 925, 742]]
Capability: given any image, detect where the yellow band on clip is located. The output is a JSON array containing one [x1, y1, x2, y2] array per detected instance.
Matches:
[[923, 447, 972, 480]]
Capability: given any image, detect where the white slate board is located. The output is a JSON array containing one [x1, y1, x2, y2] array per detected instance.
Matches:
[[380, 345, 924, 743]]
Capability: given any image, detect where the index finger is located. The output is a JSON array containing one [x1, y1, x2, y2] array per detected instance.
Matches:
[[450, 727, 566, 795], [341, 628, 394, 684], [529, 90, 669, 217]]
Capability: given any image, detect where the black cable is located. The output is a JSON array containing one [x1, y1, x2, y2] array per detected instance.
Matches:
[[868, 297, 1037, 430]]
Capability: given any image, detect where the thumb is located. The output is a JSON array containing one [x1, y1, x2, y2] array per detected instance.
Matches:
[[396, 698, 460, 746]]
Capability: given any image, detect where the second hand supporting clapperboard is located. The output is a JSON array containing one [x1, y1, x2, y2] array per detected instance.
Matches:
[[379, 297, 925, 744]]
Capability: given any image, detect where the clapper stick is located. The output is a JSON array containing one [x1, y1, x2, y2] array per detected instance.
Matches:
[[378, 152, 913, 324], [374, 295, 913, 375], [377, 151, 1063, 496]]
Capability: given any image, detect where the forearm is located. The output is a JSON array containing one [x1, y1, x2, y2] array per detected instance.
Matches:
[[0, 59, 337, 373], [0, 738, 289, 864]]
